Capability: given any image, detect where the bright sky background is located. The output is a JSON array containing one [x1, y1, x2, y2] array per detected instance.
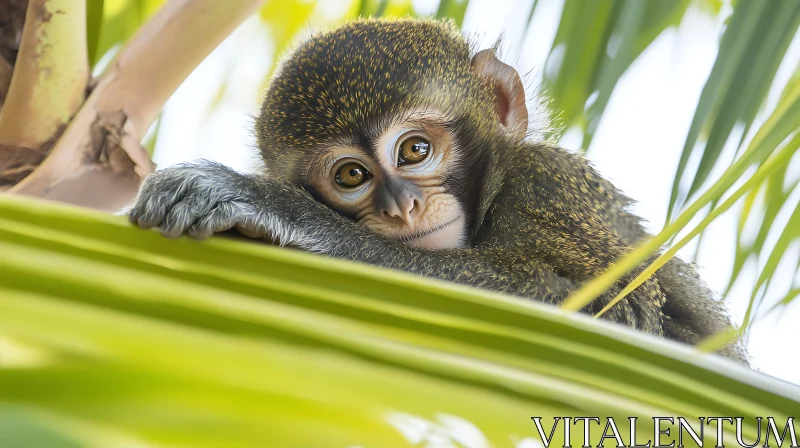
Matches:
[[149, 0, 800, 385]]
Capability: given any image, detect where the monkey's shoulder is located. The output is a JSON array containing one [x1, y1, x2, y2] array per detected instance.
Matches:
[[498, 143, 630, 212], [472, 143, 650, 251]]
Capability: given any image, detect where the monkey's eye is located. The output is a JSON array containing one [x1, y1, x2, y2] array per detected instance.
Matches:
[[335, 162, 372, 188], [398, 136, 431, 166]]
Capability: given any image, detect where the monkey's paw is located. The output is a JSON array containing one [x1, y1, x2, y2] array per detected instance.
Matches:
[[128, 161, 265, 240]]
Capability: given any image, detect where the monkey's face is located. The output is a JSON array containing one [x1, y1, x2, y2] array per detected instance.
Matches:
[[306, 112, 468, 249], [258, 19, 531, 249]]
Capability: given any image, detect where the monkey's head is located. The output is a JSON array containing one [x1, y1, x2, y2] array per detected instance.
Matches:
[[257, 18, 528, 249]]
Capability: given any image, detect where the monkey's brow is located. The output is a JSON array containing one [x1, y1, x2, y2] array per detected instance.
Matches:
[[405, 116, 450, 128]]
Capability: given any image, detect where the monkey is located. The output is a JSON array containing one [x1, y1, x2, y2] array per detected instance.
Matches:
[[128, 18, 748, 363]]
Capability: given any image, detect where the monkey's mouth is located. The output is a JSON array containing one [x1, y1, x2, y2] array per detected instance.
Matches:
[[392, 218, 459, 244]]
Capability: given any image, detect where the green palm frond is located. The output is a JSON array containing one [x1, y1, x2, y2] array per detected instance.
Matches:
[[0, 195, 798, 446], [726, 67, 800, 322], [667, 1, 800, 224]]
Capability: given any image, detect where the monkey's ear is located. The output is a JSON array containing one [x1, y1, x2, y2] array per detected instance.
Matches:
[[470, 49, 528, 140]]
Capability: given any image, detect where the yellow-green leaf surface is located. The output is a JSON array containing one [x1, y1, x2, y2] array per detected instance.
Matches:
[[0, 196, 798, 447]]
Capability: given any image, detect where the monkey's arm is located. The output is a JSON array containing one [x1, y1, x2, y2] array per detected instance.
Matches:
[[129, 161, 576, 303]]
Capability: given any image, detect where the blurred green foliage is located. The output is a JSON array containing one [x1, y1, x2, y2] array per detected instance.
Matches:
[[87, 0, 167, 66]]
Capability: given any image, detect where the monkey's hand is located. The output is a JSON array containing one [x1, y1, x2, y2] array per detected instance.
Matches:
[[128, 160, 349, 244], [129, 161, 267, 240]]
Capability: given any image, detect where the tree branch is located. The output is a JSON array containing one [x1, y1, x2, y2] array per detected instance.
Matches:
[[10, 0, 265, 211], [0, 0, 88, 180]]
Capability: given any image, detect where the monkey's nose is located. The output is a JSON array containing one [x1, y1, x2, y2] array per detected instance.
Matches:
[[380, 194, 419, 225]]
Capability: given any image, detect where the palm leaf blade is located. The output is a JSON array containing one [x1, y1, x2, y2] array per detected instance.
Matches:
[[667, 0, 800, 223], [0, 196, 798, 446]]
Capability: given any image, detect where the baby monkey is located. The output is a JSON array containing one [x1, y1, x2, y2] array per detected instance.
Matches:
[[129, 18, 747, 363]]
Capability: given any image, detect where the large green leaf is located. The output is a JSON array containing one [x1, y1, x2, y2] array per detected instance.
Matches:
[[0, 195, 798, 447]]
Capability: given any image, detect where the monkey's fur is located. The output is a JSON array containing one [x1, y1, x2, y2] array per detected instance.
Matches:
[[129, 18, 748, 363]]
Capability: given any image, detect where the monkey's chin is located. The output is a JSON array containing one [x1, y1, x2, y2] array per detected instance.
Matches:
[[406, 217, 467, 249]]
